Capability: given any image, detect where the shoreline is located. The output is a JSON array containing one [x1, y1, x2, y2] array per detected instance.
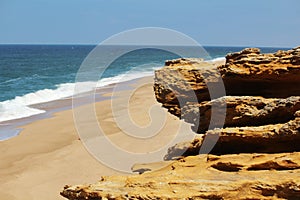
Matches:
[[0, 75, 193, 200], [0, 75, 153, 141]]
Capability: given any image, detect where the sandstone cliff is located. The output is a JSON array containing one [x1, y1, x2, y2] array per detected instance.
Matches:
[[61, 47, 300, 200]]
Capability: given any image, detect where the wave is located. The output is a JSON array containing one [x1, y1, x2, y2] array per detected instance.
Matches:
[[0, 74, 50, 85], [0, 103, 45, 122], [0, 69, 157, 122], [0, 59, 224, 123], [208, 57, 226, 62], [0, 77, 22, 84]]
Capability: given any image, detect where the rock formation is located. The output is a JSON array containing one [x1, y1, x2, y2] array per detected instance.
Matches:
[[153, 57, 224, 116], [61, 47, 300, 200], [61, 153, 300, 200], [166, 110, 300, 160], [154, 47, 300, 117], [182, 96, 300, 133], [219, 47, 300, 98]]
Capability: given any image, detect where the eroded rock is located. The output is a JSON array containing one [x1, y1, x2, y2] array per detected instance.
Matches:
[[182, 96, 300, 133], [154, 47, 300, 117], [165, 115, 300, 159], [61, 153, 300, 200], [62, 47, 300, 200], [154, 58, 225, 116]]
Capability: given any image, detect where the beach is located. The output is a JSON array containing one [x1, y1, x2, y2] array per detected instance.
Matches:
[[0, 76, 191, 200], [1, 45, 298, 200], [1, 0, 299, 199], [0, 45, 248, 200]]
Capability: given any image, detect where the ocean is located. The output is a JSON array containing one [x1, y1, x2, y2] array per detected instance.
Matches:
[[0, 45, 289, 139]]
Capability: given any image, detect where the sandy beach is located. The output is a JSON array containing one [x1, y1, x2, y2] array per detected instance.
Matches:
[[0, 76, 192, 200]]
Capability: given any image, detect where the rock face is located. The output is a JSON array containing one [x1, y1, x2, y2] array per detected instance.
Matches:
[[165, 112, 300, 160], [61, 47, 300, 200], [153, 58, 225, 116], [219, 47, 300, 98], [182, 96, 300, 133], [154, 47, 300, 117]]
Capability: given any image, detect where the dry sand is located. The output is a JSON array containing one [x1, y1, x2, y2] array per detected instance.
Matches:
[[0, 76, 193, 200]]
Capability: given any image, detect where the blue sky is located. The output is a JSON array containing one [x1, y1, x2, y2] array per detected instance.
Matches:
[[0, 0, 299, 47]]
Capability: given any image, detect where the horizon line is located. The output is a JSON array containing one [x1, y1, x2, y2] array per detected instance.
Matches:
[[0, 43, 294, 49]]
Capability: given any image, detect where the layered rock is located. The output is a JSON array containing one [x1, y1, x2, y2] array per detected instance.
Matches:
[[219, 47, 300, 98], [154, 58, 225, 116], [182, 96, 300, 133], [61, 47, 300, 200], [166, 111, 300, 160], [154, 47, 300, 117]]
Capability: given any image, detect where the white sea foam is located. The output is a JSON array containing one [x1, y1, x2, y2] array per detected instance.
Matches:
[[0, 57, 225, 122], [209, 57, 226, 62], [0, 59, 224, 123], [0, 103, 45, 122], [0, 70, 156, 122]]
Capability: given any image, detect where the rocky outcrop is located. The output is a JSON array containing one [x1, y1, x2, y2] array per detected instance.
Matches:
[[61, 47, 300, 200], [165, 111, 300, 160], [219, 47, 300, 98], [182, 96, 300, 133], [61, 153, 300, 200], [154, 58, 225, 116], [154, 47, 300, 117]]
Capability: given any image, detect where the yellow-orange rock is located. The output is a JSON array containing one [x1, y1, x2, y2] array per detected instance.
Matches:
[[61, 47, 300, 200], [61, 153, 300, 200]]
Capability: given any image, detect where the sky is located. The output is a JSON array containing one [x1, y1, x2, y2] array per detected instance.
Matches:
[[0, 0, 299, 47]]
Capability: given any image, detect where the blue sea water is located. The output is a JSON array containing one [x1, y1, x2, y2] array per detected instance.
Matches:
[[0, 45, 289, 123]]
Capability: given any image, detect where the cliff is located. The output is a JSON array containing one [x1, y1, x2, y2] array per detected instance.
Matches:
[[61, 47, 300, 200]]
